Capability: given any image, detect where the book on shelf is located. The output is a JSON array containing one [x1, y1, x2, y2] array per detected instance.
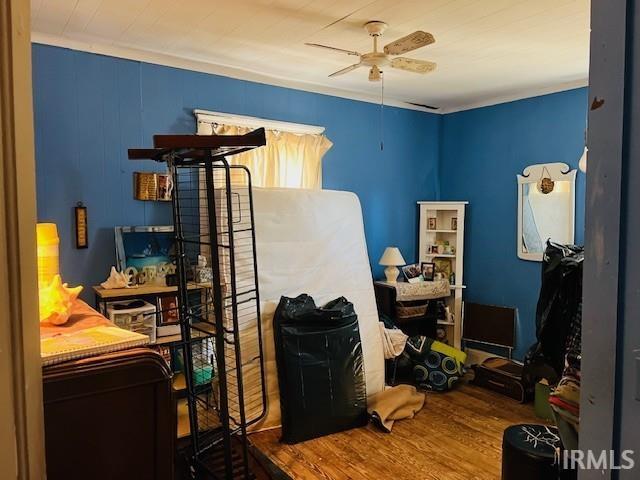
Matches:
[[41, 326, 150, 366]]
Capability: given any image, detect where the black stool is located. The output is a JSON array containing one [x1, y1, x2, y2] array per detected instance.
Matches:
[[502, 424, 561, 480]]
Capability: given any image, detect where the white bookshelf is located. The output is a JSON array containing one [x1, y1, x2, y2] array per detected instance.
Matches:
[[417, 201, 468, 349]]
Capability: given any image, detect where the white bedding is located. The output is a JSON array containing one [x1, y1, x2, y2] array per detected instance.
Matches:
[[250, 187, 385, 431]]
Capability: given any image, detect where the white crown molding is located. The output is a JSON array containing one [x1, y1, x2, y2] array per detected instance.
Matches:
[[440, 79, 589, 114], [30, 32, 436, 114], [31, 32, 588, 115]]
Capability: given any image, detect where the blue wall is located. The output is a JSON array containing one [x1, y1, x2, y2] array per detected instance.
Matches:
[[440, 88, 587, 358], [32, 45, 587, 356], [32, 44, 440, 298]]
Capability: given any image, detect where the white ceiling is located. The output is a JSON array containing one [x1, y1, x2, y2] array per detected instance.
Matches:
[[30, 0, 591, 113]]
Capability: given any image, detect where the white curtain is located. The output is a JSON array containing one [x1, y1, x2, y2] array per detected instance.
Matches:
[[212, 124, 332, 189]]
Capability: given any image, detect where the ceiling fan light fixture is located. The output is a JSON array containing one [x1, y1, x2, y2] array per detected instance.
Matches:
[[369, 65, 382, 82]]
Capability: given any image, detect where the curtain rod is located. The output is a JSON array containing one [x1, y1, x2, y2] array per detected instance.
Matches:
[[194, 109, 325, 135]]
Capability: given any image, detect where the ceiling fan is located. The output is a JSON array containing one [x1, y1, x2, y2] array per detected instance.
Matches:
[[306, 21, 436, 82]]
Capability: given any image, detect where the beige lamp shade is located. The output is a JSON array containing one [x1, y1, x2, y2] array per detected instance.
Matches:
[[379, 247, 406, 266], [379, 247, 405, 283]]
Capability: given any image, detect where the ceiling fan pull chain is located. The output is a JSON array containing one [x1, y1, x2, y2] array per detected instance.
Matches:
[[380, 72, 384, 151]]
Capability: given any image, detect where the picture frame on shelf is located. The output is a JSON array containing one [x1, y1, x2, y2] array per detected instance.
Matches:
[[427, 217, 437, 230], [433, 258, 452, 279], [451, 217, 458, 231], [114, 225, 175, 277], [158, 295, 179, 325], [156, 295, 181, 337], [402, 263, 423, 284], [421, 262, 435, 281]]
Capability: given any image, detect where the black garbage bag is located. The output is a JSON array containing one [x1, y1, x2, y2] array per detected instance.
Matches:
[[523, 241, 583, 385], [273, 294, 368, 444]]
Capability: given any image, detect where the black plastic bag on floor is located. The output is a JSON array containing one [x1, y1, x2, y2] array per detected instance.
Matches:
[[273, 294, 368, 444], [523, 241, 583, 385]]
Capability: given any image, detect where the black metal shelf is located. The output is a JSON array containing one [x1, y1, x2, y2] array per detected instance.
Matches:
[[130, 127, 267, 479]]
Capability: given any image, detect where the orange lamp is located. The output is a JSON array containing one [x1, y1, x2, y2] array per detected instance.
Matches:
[[37, 223, 60, 290], [37, 223, 83, 325]]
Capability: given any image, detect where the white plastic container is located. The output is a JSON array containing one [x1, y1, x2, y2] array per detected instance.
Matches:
[[106, 300, 157, 343]]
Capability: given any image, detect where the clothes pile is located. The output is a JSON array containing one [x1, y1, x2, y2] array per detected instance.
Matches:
[[523, 241, 583, 449]]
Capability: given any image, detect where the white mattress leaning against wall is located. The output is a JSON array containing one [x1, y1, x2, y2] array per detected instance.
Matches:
[[248, 187, 385, 431]]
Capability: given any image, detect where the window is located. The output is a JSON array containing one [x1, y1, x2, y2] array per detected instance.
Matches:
[[196, 112, 332, 189]]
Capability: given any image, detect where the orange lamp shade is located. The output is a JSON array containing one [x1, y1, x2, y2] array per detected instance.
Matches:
[[37, 223, 60, 290]]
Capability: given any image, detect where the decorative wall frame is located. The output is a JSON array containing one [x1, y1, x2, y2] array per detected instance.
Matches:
[[517, 162, 576, 261]]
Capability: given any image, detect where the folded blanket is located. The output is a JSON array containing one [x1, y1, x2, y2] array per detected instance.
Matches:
[[549, 376, 580, 430], [378, 322, 408, 359], [367, 384, 425, 432]]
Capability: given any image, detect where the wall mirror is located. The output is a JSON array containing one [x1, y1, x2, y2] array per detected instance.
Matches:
[[517, 162, 576, 261]]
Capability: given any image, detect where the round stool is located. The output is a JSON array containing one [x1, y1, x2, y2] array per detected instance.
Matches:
[[502, 424, 561, 480]]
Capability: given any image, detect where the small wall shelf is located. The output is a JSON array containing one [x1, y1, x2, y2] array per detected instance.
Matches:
[[418, 201, 468, 349]]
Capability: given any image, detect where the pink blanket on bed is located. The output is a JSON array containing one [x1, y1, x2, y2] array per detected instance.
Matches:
[[40, 300, 114, 339]]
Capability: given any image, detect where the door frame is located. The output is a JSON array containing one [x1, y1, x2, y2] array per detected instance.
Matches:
[[580, 0, 629, 478], [0, 0, 45, 477], [0, 0, 635, 479]]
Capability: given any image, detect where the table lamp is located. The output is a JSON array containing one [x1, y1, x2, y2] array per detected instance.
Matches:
[[37, 223, 60, 289], [37, 222, 83, 325], [379, 247, 406, 283]]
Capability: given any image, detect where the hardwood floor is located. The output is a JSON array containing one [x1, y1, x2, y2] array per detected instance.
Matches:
[[249, 381, 546, 480]]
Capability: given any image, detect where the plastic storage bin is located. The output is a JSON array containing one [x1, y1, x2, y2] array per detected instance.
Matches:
[[107, 300, 157, 343]]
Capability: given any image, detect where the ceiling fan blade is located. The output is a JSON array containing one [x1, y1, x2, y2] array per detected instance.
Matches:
[[384, 31, 435, 55], [329, 63, 362, 77], [391, 57, 437, 74], [305, 43, 360, 56]]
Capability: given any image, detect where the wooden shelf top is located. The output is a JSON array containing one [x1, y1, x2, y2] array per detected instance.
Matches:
[[437, 320, 456, 326], [152, 333, 182, 346], [93, 282, 210, 299], [417, 201, 469, 205], [426, 229, 458, 233], [424, 253, 456, 258]]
